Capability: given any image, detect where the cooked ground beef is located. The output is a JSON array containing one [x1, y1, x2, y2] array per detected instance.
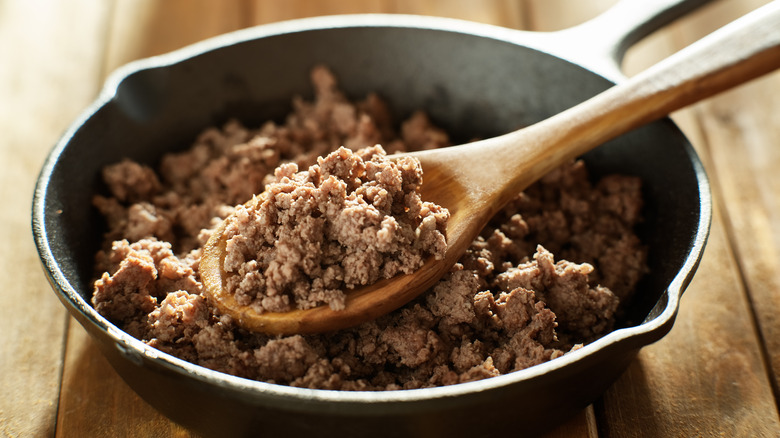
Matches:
[[91, 66, 647, 390], [220, 145, 448, 313]]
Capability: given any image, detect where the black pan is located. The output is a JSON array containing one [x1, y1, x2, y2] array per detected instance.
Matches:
[[32, 0, 713, 436]]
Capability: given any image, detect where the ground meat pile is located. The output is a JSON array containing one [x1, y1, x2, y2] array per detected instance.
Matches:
[[91, 66, 647, 390], [221, 145, 448, 313]]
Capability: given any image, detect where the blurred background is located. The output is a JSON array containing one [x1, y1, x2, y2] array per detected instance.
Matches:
[[2, 0, 778, 436]]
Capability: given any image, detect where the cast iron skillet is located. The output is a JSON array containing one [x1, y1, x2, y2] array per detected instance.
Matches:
[[33, 0, 713, 436]]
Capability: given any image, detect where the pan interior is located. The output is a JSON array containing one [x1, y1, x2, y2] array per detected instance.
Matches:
[[39, 24, 703, 344]]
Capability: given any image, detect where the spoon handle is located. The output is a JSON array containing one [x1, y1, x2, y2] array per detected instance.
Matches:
[[497, 0, 780, 199]]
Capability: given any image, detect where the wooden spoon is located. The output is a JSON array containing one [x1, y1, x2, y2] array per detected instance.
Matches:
[[200, 2, 780, 335]]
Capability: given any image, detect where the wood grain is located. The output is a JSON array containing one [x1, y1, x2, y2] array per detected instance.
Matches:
[[680, 0, 780, 404], [385, 0, 525, 28], [0, 1, 112, 436], [104, 0, 251, 75], [57, 319, 193, 437], [248, 0, 389, 23], [525, 0, 614, 31], [597, 208, 780, 436], [56, 2, 254, 437], [598, 0, 780, 436], [248, 0, 525, 28]]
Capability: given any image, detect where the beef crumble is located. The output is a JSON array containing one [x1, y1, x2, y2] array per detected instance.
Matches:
[[91, 66, 647, 390]]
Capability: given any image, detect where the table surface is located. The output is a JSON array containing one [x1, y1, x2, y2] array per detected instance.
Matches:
[[3, 0, 780, 436]]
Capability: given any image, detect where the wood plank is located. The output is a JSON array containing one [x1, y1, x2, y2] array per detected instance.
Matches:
[[542, 407, 598, 438], [705, 68, 780, 401], [524, 0, 615, 31], [55, 1, 252, 437], [248, 0, 525, 28], [597, 0, 780, 435], [386, 0, 525, 28], [674, 0, 780, 401], [0, 1, 112, 436], [58, 320, 194, 437], [103, 0, 252, 76], [249, 0, 388, 23], [597, 209, 780, 436]]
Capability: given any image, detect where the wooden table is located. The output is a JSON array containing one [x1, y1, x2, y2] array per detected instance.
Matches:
[[3, 0, 779, 436]]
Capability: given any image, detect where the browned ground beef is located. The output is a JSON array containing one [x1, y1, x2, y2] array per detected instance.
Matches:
[[220, 145, 448, 313], [91, 66, 647, 390]]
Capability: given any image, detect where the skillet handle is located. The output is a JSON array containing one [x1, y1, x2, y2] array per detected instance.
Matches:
[[529, 0, 715, 82]]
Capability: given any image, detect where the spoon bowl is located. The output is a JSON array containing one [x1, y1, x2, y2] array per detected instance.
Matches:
[[200, 1, 780, 335]]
